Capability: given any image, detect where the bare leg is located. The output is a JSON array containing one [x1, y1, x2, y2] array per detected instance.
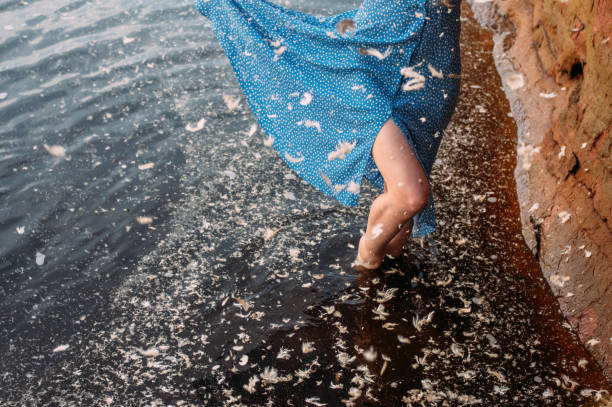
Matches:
[[355, 117, 430, 269], [385, 217, 413, 257], [383, 181, 414, 257]]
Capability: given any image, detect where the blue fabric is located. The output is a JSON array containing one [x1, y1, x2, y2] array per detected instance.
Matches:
[[194, 0, 461, 238]]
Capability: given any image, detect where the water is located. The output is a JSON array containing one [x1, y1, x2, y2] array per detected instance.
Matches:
[[0, 0, 610, 405]]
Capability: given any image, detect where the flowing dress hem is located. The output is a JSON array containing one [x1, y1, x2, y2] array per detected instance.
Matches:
[[194, 0, 439, 238]]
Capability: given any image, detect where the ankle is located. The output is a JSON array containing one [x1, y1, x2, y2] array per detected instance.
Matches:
[[358, 235, 384, 265]]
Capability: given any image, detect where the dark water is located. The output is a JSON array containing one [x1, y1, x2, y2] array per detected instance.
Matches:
[[1, 0, 610, 405]]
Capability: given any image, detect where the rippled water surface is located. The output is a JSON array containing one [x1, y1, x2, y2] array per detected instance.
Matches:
[[1, 0, 610, 405]]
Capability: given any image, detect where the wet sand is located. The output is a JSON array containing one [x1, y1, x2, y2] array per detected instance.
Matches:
[[187, 6, 612, 405]]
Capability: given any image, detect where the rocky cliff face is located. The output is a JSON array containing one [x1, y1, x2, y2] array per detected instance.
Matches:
[[466, 0, 612, 380]]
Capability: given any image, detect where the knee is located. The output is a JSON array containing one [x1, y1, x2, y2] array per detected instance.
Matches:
[[388, 184, 430, 217]]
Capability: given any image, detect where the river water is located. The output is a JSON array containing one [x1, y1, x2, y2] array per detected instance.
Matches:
[[0, 0, 610, 405]]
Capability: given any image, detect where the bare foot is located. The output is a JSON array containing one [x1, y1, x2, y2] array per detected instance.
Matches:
[[352, 235, 384, 270]]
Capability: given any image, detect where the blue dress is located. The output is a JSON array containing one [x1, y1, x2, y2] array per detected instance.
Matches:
[[194, 0, 461, 238]]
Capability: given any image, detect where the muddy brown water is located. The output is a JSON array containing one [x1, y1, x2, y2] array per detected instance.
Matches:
[[0, 0, 610, 406]]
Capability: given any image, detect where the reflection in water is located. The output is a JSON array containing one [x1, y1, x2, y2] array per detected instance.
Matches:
[[0, 0, 610, 405]]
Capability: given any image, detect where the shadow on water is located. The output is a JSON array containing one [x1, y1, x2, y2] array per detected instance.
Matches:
[[0, 0, 610, 406]]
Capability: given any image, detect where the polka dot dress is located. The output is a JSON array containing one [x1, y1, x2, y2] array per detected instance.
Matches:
[[194, 0, 462, 238]]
